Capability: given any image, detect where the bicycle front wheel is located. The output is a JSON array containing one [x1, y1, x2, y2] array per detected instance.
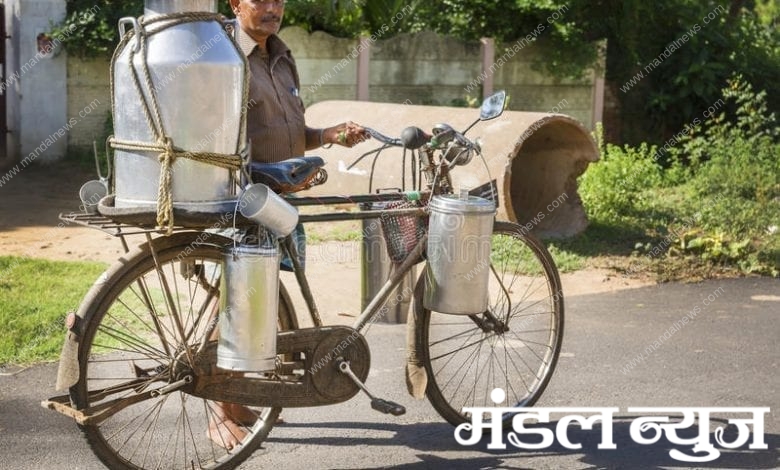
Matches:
[[70, 232, 296, 470], [417, 221, 564, 426]]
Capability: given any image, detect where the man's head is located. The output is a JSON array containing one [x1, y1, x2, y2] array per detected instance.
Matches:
[[229, 0, 285, 43]]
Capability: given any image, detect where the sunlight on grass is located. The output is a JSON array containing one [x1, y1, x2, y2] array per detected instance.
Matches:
[[490, 233, 584, 275], [0, 256, 107, 365]]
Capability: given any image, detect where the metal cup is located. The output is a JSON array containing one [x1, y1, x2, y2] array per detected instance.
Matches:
[[238, 184, 299, 238], [79, 180, 109, 214]]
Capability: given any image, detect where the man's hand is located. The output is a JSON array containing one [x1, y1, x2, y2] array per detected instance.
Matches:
[[326, 121, 371, 148]]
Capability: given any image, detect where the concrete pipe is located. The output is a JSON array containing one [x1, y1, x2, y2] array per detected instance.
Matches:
[[305, 101, 599, 238]]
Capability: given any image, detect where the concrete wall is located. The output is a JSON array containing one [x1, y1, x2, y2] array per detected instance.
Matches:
[[65, 26, 602, 155], [281, 27, 600, 129], [66, 58, 111, 149]]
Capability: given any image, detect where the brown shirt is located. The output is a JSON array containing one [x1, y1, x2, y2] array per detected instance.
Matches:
[[237, 28, 306, 163]]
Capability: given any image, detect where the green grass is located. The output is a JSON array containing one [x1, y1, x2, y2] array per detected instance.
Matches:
[[0, 256, 106, 366], [546, 245, 587, 273]]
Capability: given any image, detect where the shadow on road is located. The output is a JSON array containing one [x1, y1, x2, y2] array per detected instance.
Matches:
[[270, 417, 779, 469]]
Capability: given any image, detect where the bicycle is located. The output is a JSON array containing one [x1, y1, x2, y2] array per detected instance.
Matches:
[[44, 91, 564, 469]]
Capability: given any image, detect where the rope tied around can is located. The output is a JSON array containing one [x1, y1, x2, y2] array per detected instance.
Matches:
[[108, 12, 250, 234]]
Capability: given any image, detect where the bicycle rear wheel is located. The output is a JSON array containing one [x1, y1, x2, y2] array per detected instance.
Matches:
[[417, 221, 564, 426], [70, 232, 296, 470]]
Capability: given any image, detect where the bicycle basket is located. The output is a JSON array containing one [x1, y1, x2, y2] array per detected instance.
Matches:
[[380, 200, 428, 264]]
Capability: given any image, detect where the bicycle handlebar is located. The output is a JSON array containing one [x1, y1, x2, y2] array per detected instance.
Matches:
[[364, 124, 476, 151], [364, 127, 403, 147]]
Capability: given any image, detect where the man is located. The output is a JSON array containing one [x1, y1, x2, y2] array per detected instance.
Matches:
[[209, 0, 371, 449], [233, 0, 369, 162]]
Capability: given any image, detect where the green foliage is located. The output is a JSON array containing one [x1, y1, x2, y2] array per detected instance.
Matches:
[[613, 3, 780, 144], [284, 0, 364, 37], [679, 77, 780, 237], [578, 78, 780, 277], [286, 1, 779, 141], [579, 127, 664, 227], [0, 257, 106, 365], [754, 0, 780, 26], [285, 0, 421, 37], [50, 1, 233, 58]]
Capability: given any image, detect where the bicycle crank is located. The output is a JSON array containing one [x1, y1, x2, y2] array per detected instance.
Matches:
[[337, 359, 406, 416], [188, 325, 371, 408]]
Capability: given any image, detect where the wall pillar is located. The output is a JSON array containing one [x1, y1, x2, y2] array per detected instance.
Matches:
[[480, 37, 495, 99], [356, 36, 370, 101], [2, 0, 21, 168]]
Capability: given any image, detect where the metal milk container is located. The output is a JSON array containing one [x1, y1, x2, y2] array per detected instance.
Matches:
[[217, 244, 280, 372], [111, 0, 245, 212], [424, 193, 495, 314]]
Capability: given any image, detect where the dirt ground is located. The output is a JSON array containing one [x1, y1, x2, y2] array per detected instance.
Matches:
[[0, 162, 652, 323]]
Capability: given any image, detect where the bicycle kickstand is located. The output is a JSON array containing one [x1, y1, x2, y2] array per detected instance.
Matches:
[[335, 357, 406, 416]]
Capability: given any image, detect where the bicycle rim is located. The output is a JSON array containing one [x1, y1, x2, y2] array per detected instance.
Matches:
[[72, 233, 294, 470], [419, 221, 564, 426]]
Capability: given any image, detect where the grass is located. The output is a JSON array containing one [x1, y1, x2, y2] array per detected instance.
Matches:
[[0, 256, 106, 366]]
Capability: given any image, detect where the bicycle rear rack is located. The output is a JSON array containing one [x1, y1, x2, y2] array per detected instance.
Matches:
[[59, 212, 187, 237]]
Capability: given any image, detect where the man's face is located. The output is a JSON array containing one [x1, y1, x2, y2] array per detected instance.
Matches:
[[230, 0, 285, 39]]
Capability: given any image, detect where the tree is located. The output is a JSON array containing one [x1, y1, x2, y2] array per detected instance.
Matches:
[[51, 0, 233, 58], [54, 0, 779, 146]]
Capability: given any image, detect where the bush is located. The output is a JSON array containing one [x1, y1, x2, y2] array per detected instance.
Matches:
[[579, 125, 665, 227], [578, 78, 779, 277], [678, 76, 780, 237]]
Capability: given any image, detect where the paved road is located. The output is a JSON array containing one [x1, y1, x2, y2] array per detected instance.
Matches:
[[1, 277, 778, 469]]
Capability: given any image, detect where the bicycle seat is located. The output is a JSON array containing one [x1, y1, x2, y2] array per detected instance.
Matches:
[[250, 156, 328, 193]]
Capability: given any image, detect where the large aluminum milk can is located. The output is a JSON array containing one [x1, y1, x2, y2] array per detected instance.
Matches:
[[424, 194, 495, 314], [112, 0, 244, 212], [217, 244, 280, 372]]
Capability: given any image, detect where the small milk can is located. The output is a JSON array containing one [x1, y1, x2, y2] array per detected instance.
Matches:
[[217, 244, 280, 372], [424, 193, 495, 314]]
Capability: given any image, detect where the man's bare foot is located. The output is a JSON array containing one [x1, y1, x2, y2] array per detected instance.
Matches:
[[224, 402, 259, 426], [207, 402, 285, 448], [207, 415, 247, 450], [207, 402, 255, 450]]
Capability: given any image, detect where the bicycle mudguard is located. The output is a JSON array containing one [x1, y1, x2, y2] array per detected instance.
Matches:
[[55, 267, 119, 391], [405, 276, 428, 399], [56, 330, 80, 392]]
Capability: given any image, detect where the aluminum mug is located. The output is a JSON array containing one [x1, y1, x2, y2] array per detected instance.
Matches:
[[238, 184, 299, 238], [79, 180, 109, 214]]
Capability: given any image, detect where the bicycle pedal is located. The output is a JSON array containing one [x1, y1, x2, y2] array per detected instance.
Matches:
[[370, 398, 406, 416], [337, 358, 405, 416]]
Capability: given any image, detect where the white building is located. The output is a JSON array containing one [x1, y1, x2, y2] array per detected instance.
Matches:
[[1, 0, 67, 169]]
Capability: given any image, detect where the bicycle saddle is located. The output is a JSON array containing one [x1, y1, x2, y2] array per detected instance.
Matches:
[[250, 156, 328, 193]]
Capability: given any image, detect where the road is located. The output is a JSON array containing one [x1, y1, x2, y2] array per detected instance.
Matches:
[[1, 277, 778, 469]]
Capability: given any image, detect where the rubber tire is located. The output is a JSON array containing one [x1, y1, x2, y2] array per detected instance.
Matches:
[[71, 232, 296, 470], [417, 221, 564, 427]]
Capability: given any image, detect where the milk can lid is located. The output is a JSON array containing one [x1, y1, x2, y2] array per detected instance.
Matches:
[[429, 194, 496, 214]]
